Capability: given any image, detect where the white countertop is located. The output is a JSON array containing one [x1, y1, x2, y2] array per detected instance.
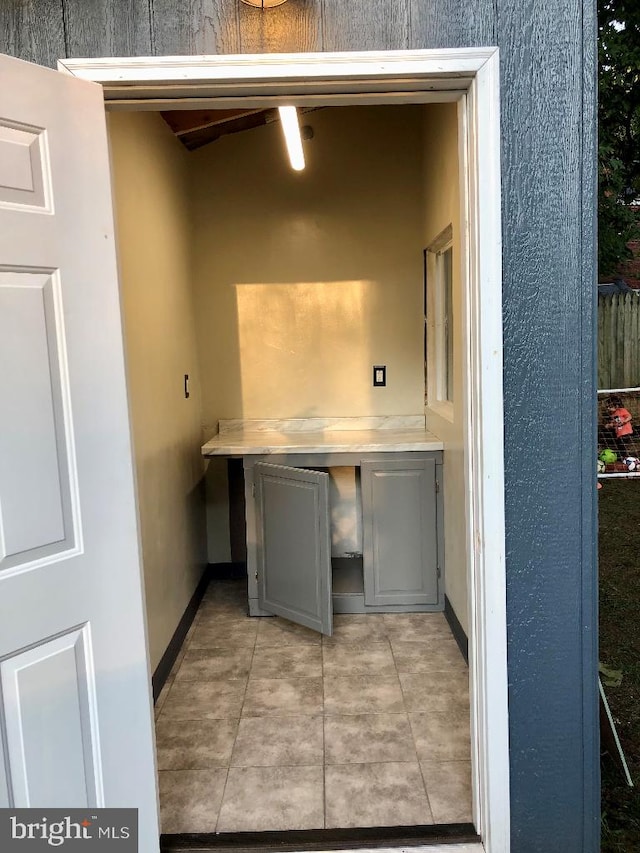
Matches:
[[201, 427, 443, 456]]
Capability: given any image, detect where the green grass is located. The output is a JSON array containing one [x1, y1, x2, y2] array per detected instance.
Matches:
[[599, 479, 640, 852]]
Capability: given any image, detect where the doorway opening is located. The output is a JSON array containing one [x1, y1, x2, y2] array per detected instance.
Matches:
[[61, 49, 508, 852]]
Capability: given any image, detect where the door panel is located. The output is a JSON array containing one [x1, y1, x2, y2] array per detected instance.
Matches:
[[0, 271, 75, 570], [362, 456, 439, 606], [0, 120, 51, 212], [255, 462, 332, 636], [1, 628, 100, 808], [0, 54, 158, 846]]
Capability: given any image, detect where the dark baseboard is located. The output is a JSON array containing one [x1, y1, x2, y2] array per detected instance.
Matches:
[[209, 561, 247, 580], [445, 595, 469, 664], [161, 824, 479, 852], [152, 567, 211, 702]]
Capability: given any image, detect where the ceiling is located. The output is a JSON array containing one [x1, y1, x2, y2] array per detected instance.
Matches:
[[161, 107, 316, 151], [161, 108, 272, 151]]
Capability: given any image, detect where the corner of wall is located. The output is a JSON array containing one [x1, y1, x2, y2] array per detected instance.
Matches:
[[421, 102, 469, 636]]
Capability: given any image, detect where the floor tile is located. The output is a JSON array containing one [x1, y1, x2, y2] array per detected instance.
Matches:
[[159, 768, 227, 834], [156, 719, 238, 769], [324, 713, 417, 764], [201, 584, 247, 601], [154, 678, 173, 720], [190, 620, 258, 649], [322, 642, 396, 677], [242, 677, 323, 717], [256, 617, 321, 647], [409, 709, 471, 760], [197, 601, 250, 624], [383, 613, 452, 644], [231, 715, 323, 766], [175, 647, 252, 681], [184, 610, 205, 639], [399, 671, 470, 714], [158, 596, 476, 833], [391, 639, 467, 673], [383, 612, 449, 629], [198, 587, 249, 618], [164, 626, 197, 683], [421, 760, 473, 823], [158, 679, 246, 720], [202, 580, 247, 602], [159, 618, 202, 684], [217, 766, 324, 831], [323, 615, 388, 644], [325, 762, 433, 828], [250, 644, 322, 679], [323, 676, 405, 716]]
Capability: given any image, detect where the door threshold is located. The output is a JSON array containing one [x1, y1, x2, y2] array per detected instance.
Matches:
[[160, 823, 479, 852]]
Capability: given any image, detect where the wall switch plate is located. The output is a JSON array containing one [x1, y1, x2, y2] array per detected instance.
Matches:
[[184, 374, 190, 398], [373, 365, 386, 387]]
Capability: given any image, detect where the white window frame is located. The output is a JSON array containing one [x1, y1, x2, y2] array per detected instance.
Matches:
[[426, 224, 455, 420], [59, 48, 508, 853]]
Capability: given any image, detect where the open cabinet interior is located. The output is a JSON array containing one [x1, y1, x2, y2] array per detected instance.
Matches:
[[107, 101, 474, 835]]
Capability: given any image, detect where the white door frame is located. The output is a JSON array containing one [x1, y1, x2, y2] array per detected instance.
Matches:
[[59, 48, 508, 853]]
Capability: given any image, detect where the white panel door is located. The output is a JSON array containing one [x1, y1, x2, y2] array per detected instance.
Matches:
[[0, 54, 159, 847]]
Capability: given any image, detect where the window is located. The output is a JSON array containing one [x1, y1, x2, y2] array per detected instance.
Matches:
[[425, 225, 454, 417]]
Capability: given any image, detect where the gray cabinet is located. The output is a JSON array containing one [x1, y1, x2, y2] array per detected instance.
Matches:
[[245, 450, 443, 629], [254, 462, 333, 636], [362, 457, 440, 607]]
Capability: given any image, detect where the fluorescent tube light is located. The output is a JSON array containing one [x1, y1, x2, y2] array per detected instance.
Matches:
[[278, 106, 305, 172]]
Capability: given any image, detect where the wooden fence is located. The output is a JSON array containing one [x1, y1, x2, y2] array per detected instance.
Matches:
[[598, 292, 640, 389]]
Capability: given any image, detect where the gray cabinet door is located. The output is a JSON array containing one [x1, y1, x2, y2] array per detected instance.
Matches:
[[361, 457, 439, 606], [255, 462, 333, 636]]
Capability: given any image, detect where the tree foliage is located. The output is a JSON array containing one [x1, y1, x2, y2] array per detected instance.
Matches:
[[599, 0, 640, 276]]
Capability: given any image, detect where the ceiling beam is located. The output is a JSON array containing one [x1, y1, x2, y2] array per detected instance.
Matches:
[[160, 108, 264, 136]]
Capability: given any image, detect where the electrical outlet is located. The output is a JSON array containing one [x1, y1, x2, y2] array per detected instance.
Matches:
[[373, 365, 386, 387]]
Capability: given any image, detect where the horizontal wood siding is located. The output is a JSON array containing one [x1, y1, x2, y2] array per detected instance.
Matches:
[[0, 1, 598, 850], [322, 0, 409, 51], [0, 0, 65, 67], [150, 0, 241, 56], [409, 0, 495, 48], [238, 0, 322, 54], [63, 0, 152, 57], [0, 0, 502, 62]]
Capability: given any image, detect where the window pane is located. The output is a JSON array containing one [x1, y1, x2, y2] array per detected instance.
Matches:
[[444, 248, 453, 402]]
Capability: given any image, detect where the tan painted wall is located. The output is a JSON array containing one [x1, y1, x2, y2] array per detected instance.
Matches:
[[422, 103, 469, 635], [108, 111, 207, 671], [190, 105, 426, 427], [107, 104, 465, 638], [190, 105, 428, 558]]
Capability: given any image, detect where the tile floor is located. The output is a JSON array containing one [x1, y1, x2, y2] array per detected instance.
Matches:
[[155, 579, 472, 834]]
